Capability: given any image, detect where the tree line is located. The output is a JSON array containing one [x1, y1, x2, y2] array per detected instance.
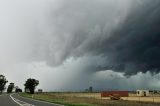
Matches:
[[0, 75, 39, 94]]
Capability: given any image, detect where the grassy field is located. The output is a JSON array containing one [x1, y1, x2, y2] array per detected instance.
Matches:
[[20, 92, 160, 106]]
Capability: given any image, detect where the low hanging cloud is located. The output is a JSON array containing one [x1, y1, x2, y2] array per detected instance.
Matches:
[[30, 0, 131, 65]]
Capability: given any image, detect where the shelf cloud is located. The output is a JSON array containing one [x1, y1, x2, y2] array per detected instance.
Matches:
[[0, 0, 160, 90], [29, 0, 160, 75]]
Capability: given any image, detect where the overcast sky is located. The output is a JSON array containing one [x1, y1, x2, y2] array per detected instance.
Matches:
[[0, 0, 160, 91]]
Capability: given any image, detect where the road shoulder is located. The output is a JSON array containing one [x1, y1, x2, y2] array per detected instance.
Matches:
[[13, 93, 63, 106]]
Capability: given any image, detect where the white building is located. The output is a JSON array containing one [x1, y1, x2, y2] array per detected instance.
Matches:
[[38, 89, 43, 93], [137, 90, 149, 97]]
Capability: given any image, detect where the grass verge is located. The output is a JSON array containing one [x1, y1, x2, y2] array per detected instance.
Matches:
[[20, 93, 95, 106], [20, 92, 160, 106]]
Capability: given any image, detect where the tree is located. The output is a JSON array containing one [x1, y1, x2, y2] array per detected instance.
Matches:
[[0, 75, 8, 93], [7, 83, 14, 93], [15, 86, 22, 93], [24, 78, 39, 94]]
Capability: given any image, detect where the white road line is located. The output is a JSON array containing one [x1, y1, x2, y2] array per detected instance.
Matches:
[[10, 94, 23, 106], [10, 94, 34, 106], [14, 98, 34, 106], [18, 95, 63, 106]]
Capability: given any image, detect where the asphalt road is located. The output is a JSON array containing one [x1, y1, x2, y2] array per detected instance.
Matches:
[[0, 94, 18, 106], [0, 93, 62, 106]]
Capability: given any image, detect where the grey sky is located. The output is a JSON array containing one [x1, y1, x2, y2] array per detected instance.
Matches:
[[0, 0, 160, 91]]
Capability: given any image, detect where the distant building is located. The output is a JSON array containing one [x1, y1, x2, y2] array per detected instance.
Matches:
[[85, 86, 93, 92], [101, 91, 129, 97], [25, 88, 30, 93], [149, 90, 160, 94], [38, 89, 43, 93], [89, 86, 93, 92], [137, 90, 149, 97]]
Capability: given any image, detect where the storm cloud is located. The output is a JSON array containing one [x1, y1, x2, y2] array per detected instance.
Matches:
[[29, 0, 160, 75], [0, 0, 160, 91]]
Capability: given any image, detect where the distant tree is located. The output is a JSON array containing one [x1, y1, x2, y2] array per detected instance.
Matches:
[[24, 78, 39, 94], [0, 75, 8, 93], [7, 83, 15, 93], [15, 86, 22, 93]]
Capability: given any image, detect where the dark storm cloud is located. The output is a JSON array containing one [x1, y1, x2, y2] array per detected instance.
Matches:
[[93, 0, 160, 75], [34, 0, 131, 65], [29, 0, 160, 76], [1, 0, 160, 91]]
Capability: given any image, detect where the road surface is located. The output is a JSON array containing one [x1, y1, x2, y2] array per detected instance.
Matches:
[[0, 93, 62, 106]]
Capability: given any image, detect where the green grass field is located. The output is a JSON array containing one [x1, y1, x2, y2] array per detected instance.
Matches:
[[20, 92, 160, 106]]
